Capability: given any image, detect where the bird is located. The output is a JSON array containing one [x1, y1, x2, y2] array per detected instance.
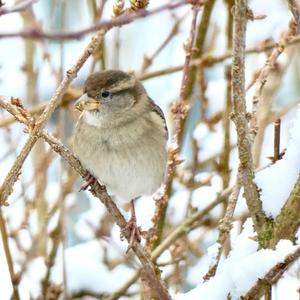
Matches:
[[73, 70, 168, 249]]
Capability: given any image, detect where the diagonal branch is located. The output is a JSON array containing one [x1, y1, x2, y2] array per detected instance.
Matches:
[[43, 134, 171, 299], [242, 246, 300, 300], [0, 97, 171, 300], [271, 173, 300, 247], [0, 1, 193, 207], [109, 186, 232, 299], [0, 29, 105, 206], [0, 88, 81, 128], [203, 171, 242, 280]]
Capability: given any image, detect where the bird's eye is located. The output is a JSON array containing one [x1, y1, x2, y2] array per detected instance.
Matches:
[[101, 91, 111, 99]]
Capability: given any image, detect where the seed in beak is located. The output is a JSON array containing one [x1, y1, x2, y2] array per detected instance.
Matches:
[[75, 100, 85, 112]]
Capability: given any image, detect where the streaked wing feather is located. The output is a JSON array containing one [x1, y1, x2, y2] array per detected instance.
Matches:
[[149, 98, 168, 139]]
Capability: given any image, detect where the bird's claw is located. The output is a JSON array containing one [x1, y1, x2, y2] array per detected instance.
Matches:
[[79, 172, 97, 191], [121, 218, 146, 254]]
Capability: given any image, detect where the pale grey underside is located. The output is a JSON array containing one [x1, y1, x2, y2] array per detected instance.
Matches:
[[74, 107, 167, 205]]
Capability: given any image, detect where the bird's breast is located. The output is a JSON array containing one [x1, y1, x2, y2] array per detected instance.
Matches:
[[73, 115, 167, 202]]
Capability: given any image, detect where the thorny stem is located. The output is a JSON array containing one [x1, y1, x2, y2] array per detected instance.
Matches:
[[144, 1, 215, 251], [174, 0, 216, 146], [150, 2, 202, 250]]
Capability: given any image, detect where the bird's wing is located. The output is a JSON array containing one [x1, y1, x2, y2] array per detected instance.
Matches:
[[149, 98, 168, 140]]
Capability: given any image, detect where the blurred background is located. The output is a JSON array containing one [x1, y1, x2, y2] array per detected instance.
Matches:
[[0, 0, 300, 299]]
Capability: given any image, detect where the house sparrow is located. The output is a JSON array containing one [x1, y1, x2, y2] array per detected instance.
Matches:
[[73, 70, 168, 248]]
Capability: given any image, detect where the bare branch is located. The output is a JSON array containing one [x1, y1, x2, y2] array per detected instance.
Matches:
[[231, 0, 271, 245], [271, 173, 300, 247], [0, 0, 190, 40], [203, 172, 242, 280], [0, 210, 20, 300], [109, 186, 232, 300], [0, 0, 37, 16], [250, 0, 300, 140], [148, 2, 202, 249], [242, 247, 300, 299], [0, 30, 105, 206]]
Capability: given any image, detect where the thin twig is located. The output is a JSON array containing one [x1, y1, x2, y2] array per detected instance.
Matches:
[[273, 118, 281, 162], [141, 12, 187, 72], [2, 37, 300, 129], [219, 64, 232, 189], [250, 0, 300, 140], [109, 186, 232, 300], [0, 88, 81, 128], [0, 30, 105, 206], [203, 172, 242, 280], [148, 2, 202, 250], [138, 35, 300, 81], [0, 0, 37, 16], [0, 0, 189, 40], [0, 210, 20, 300]]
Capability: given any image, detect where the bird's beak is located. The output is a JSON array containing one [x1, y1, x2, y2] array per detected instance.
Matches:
[[75, 94, 100, 112]]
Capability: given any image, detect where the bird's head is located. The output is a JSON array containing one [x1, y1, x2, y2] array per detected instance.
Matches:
[[75, 70, 145, 119]]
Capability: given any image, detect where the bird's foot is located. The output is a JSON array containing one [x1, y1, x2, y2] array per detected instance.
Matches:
[[121, 201, 147, 253], [79, 172, 97, 191], [123, 218, 142, 253]]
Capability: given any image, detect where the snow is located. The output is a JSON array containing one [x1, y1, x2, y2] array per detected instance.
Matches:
[[174, 219, 299, 300], [207, 242, 221, 266], [167, 190, 190, 225], [75, 196, 107, 241], [255, 106, 300, 217], [18, 257, 47, 300], [51, 240, 135, 295], [191, 175, 223, 218]]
